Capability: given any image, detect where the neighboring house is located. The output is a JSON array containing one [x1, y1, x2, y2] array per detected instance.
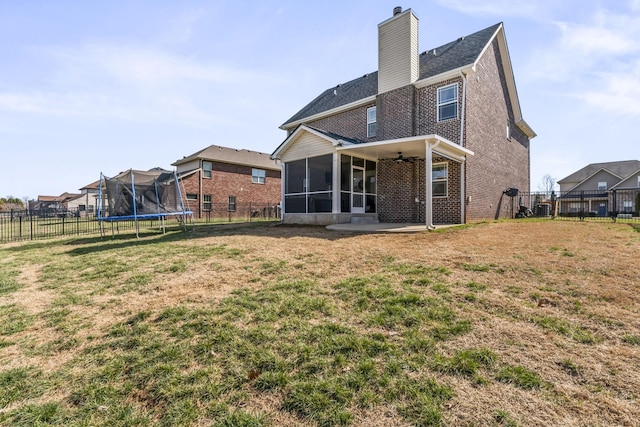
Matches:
[[271, 7, 536, 227], [31, 193, 83, 215], [173, 144, 281, 218], [78, 180, 102, 216], [557, 160, 640, 217]]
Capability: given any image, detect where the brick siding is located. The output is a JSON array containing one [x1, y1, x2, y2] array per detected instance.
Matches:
[[179, 161, 281, 218], [377, 156, 461, 224], [464, 39, 530, 221], [292, 41, 530, 224]]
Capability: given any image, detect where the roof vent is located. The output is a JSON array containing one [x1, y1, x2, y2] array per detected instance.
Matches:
[[393, 6, 402, 16]]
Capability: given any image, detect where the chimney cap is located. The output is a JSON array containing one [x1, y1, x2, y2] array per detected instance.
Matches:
[[393, 6, 402, 16]]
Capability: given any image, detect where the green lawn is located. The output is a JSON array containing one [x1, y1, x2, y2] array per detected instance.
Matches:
[[0, 221, 638, 426]]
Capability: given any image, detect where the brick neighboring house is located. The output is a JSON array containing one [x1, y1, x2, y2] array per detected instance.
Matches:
[[173, 145, 281, 218], [557, 160, 640, 217], [271, 7, 536, 227]]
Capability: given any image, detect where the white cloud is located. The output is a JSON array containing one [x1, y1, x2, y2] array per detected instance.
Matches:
[[578, 66, 640, 116], [0, 42, 286, 127]]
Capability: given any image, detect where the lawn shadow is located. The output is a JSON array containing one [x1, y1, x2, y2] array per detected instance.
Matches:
[[63, 221, 357, 256]]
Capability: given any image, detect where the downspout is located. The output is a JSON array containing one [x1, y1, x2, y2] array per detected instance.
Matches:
[[459, 70, 467, 224]]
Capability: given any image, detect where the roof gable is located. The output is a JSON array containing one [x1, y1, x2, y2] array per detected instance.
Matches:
[[610, 169, 640, 190], [272, 125, 349, 161], [282, 22, 533, 134], [174, 144, 280, 171], [558, 160, 640, 184], [566, 168, 621, 192]]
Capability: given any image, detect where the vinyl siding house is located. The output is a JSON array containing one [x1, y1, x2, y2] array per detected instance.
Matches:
[[272, 7, 536, 227], [557, 160, 640, 217], [173, 145, 281, 219]]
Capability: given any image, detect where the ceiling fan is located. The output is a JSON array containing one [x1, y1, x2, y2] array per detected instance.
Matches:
[[393, 152, 416, 163]]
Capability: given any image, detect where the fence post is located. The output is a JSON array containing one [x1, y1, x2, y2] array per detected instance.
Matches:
[[612, 190, 617, 222], [30, 211, 34, 240], [249, 202, 252, 222]]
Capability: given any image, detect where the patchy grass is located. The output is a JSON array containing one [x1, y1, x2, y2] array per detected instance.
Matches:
[[0, 220, 638, 426]]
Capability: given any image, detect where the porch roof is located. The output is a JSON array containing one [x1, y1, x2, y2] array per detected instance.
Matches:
[[335, 134, 474, 162]]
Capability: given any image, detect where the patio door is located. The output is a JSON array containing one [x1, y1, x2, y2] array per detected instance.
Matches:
[[352, 166, 365, 213]]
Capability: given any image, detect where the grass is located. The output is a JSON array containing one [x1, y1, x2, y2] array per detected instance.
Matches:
[[0, 220, 638, 426]]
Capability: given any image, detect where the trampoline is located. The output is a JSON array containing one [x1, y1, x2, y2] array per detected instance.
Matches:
[[97, 169, 192, 238]]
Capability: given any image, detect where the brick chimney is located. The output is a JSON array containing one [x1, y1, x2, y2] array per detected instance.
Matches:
[[378, 7, 419, 94]]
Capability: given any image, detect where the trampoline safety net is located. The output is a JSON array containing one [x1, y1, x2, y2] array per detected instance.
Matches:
[[98, 169, 189, 220]]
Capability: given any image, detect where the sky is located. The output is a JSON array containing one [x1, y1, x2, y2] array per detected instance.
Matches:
[[1, 0, 639, 200]]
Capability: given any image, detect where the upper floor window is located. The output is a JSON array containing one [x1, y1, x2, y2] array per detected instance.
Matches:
[[506, 120, 511, 139], [637, 176, 640, 188], [597, 181, 607, 191], [437, 83, 458, 121], [203, 161, 212, 179], [367, 106, 376, 137], [252, 168, 266, 184], [432, 162, 448, 197]]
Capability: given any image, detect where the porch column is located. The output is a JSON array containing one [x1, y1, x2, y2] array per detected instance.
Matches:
[[460, 161, 465, 224], [425, 142, 434, 229], [280, 162, 286, 217], [332, 152, 340, 213]]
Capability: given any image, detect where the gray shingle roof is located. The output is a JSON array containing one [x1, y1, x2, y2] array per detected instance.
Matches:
[[282, 23, 502, 127], [558, 160, 640, 184], [173, 144, 280, 171], [306, 126, 366, 145]]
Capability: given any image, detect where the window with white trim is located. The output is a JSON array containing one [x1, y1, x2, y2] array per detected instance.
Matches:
[[597, 181, 607, 191], [506, 120, 511, 139], [637, 176, 640, 188], [367, 106, 376, 137], [437, 83, 458, 121], [228, 196, 236, 212], [252, 168, 266, 184], [432, 163, 448, 197], [203, 194, 211, 211], [203, 161, 212, 178], [186, 193, 198, 201]]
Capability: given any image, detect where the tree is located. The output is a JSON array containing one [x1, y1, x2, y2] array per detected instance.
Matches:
[[537, 174, 557, 198]]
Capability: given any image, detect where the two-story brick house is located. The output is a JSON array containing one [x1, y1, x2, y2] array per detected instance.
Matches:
[[271, 7, 536, 227], [557, 160, 640, 217], [173, 144, 281, 218]]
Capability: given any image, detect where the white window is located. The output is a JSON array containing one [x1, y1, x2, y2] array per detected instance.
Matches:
[[186, 193, 198, 200], [203, 195, 212, 211], [228, 196, 236, 212], [506, 120, 511, 139], [367, 106, 376, 137], [622, 201, 632, 211], [597, 181, 607, 191], [252, 168, 266, 184], [637, 176, 640, 188], [203, 161, 212, 179], [432, 162, 448, 197], [437, 84, 458, 121]]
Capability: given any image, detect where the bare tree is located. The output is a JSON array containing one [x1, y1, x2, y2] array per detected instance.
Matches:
[[537, 174, 557, 198]]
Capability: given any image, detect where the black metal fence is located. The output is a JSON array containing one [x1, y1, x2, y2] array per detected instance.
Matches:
[[513, 189, 640, 222], [199, 202, 280, 223], [0, 203, 281, 244]]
